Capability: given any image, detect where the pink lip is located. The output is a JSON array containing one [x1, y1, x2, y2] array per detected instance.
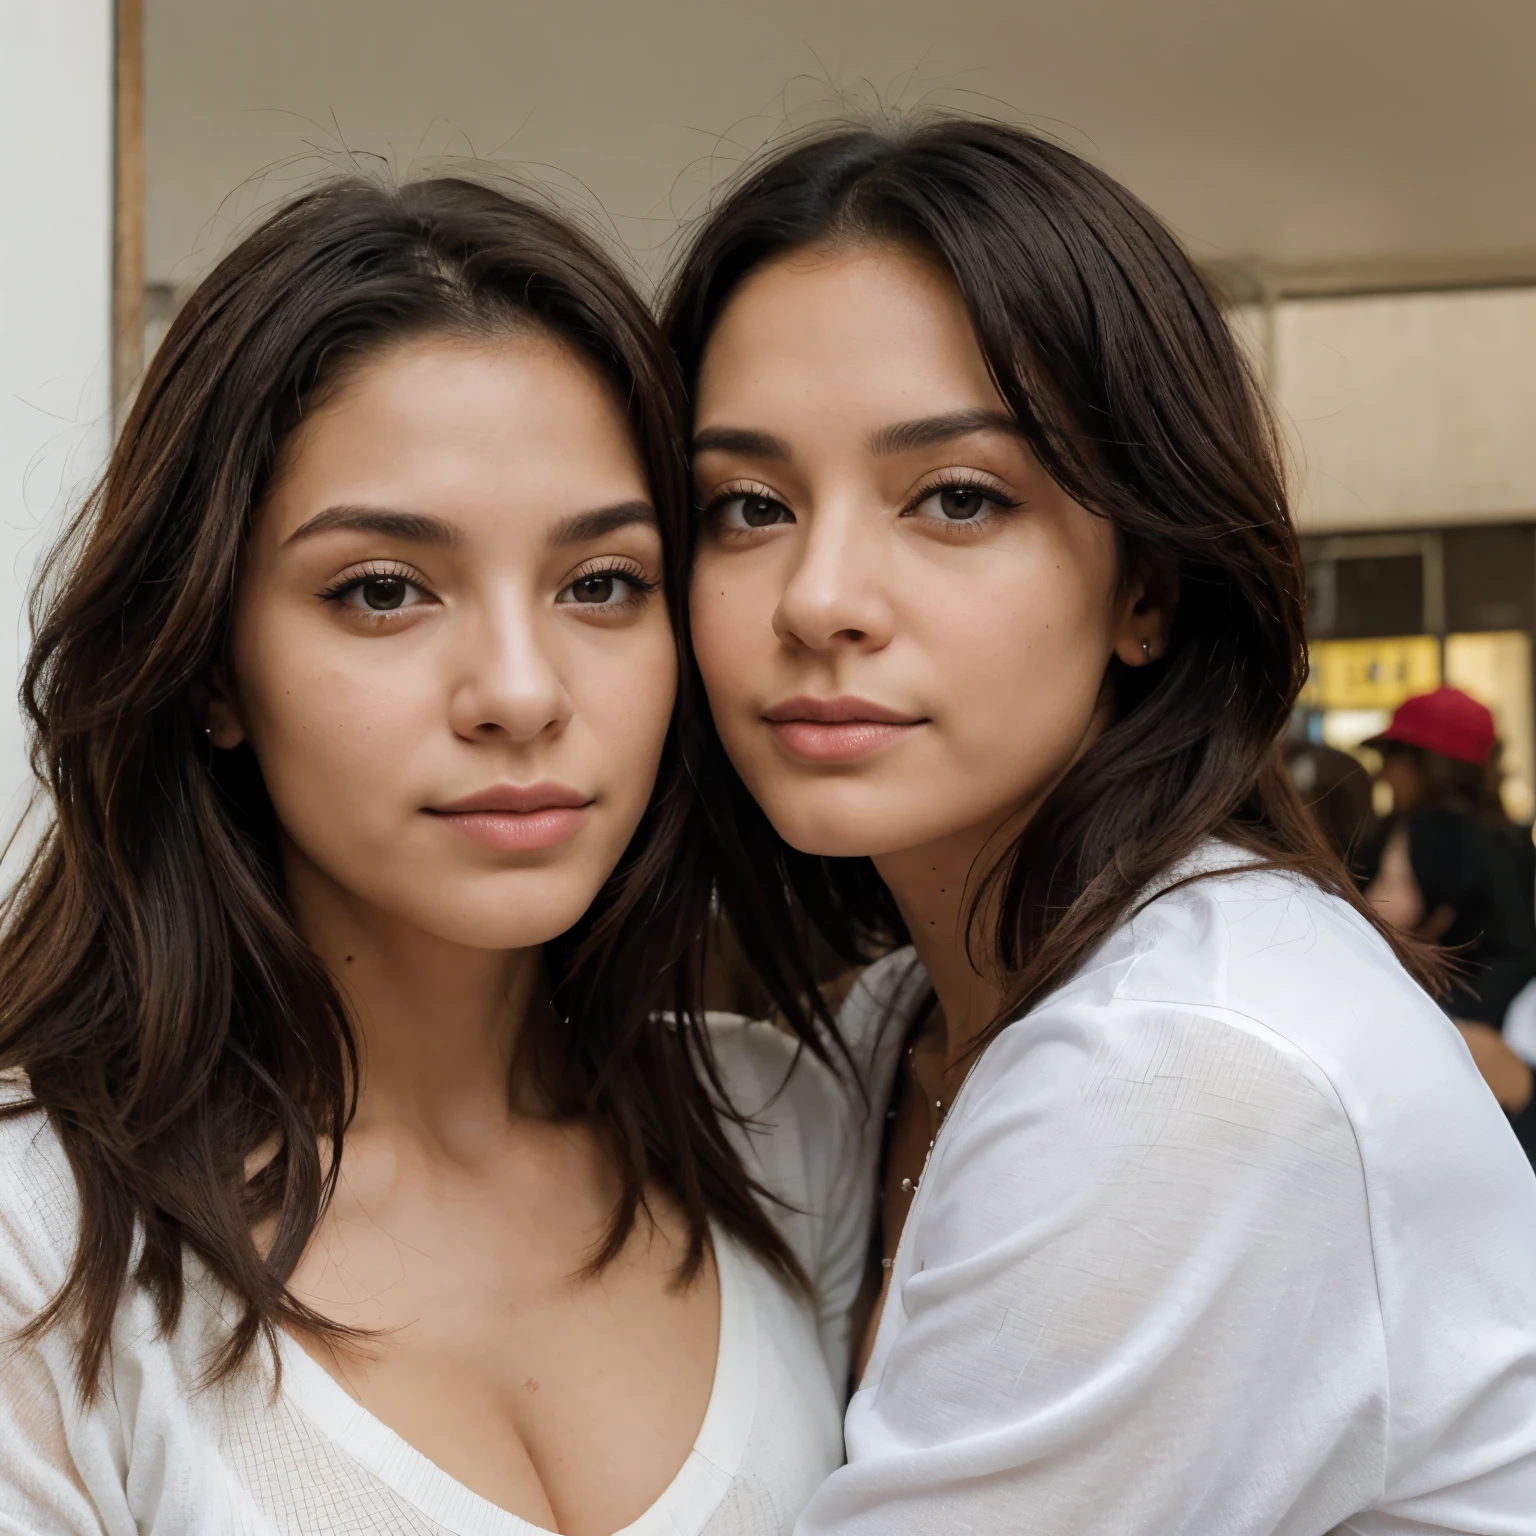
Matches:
[[762, 696, 925, 762], [427, 782, 592, 852]]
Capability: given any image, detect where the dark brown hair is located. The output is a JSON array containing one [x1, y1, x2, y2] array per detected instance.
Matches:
[[0, 175, 814, 1397], [663, 117, 1440, 1034]]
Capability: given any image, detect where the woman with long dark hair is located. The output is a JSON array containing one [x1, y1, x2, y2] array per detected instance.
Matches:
[[0, 177, 871, 1535], [665, 120, 1536, 1532]]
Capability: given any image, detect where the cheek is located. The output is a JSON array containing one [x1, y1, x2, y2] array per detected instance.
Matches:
[[581, 625, 678, 779], [689, 558, 764, 706], [230, 605, 436, 846], [918, 547, 1116, 734]]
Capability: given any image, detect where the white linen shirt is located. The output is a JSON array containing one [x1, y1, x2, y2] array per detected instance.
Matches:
[[803, 851, 1536, 1535]]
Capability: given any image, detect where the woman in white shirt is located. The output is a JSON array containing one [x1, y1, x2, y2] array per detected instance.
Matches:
[[665, 117, 1536, 1532], [0, 176, 873, 1535]]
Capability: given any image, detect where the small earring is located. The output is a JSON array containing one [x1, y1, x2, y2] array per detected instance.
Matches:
[[1140, 641, 1152, 662]]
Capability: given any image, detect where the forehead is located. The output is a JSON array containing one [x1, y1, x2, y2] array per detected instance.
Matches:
[[261, 333, 648, 541], [695, 243, 1002, 425]]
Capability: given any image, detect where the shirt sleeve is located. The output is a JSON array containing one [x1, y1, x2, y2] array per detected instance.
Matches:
[[0, 1111, 118, 1536], [796, 999, 1397, 1536]]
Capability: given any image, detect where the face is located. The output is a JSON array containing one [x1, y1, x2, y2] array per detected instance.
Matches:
[[1376, 750, 1423, 814], [212, 333, 675, 952], [688, 243, 1162, 868]]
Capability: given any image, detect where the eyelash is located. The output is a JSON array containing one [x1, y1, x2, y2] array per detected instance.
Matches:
[[557, 557, 660, 611], [319, 557, 660, 620], [902, 471, 1022, 525], [697, 485, 792, 540], [698, 472, 1022, 531], [318, 560, 432, 611], [698, 480, 785, 523]]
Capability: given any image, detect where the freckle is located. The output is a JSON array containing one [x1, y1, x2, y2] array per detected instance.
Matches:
[[345, 955, 354, 963]]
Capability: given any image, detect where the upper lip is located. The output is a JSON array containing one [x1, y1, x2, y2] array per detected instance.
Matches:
[[430, 783, 592, 814], [762, 696, 923, 725]]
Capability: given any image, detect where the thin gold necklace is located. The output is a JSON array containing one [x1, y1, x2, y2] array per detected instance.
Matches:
[[881, 1034, 959, 1270]]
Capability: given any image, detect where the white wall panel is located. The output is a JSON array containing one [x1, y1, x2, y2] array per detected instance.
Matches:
[[0, 0, 115, 843]]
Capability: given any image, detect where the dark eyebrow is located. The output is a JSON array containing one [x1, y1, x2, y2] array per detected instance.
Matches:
[[869, 409, 1024, 456], [282, 501, 656, 552], [550, 500, 658, 548], [284, 505, 460, 548], [690, 426, 791, 460]]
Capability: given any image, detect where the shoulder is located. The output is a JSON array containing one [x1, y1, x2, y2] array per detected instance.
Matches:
[[839, 949, 929, 1056], [903, 854, 1536, 1496], [703, 1013, 859, 1206], [901, 874, 1402, 1391], [1099, 853, 1495, 1138], [704, 1011, 838, 1117], [705, 943, 924, 1132], [836, 948, 927, 1107], [0, 1075, 83, 1311], [945, 850, 1536, 1304], [938, 916, 1375, 1253], [1019, 850, 1470, 1104]]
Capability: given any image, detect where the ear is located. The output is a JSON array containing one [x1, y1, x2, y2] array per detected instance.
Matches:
[[1111, 559, 1178, 668], [201, 672, 247, 751]]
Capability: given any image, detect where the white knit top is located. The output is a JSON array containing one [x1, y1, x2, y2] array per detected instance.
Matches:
[[0, 1015, 878, 1536]]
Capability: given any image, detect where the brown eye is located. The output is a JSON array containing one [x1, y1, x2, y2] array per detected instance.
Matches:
[[716, 493, 793, 530], [743, 496, 784, 526], [937, 487, 986, 520], [557, 568, 650, 610], [324, 569, 431, 618], [907, 481, 1015, 527], [360, 576, 407, 610]]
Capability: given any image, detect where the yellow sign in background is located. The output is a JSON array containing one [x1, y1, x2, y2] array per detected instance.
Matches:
[[1297, 632, 1535, 821], [1298, 635, 1442, 711]]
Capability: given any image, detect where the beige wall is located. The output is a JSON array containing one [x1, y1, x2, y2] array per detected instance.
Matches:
[[1269, 290, 1536, 533], [142, 1, 1536, 539], [145, 0, 1536, 291]]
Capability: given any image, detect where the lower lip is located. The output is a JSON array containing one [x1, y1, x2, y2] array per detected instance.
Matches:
[[768, 720, 920, 761], [433, 807, 587, 852]]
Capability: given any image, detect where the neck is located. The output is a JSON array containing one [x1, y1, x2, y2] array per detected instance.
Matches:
[[874, 820, 1012, 1073], [285, 847, 544, 1156], [880, 695, 1116, 1065]]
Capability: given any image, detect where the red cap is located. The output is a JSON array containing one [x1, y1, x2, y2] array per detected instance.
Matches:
[[1365, 686, 1496, 766]]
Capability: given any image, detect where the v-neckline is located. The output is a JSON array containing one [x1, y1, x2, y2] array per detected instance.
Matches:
[[275, 1227, 757, 1536]]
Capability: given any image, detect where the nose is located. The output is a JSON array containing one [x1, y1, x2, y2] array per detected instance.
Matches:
[[446, 593, 573, 746], [772, 500, 895, 654]]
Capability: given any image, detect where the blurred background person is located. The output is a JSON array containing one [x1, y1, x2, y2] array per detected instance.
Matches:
[[1284, 740, 1380, 883], [1364, 688, 1536, 1159], [1370, 687, 1536, 905]]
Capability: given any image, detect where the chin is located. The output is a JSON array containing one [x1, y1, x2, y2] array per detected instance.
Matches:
[[404, 878, 603, 952], [760, 794, 930, 862]]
